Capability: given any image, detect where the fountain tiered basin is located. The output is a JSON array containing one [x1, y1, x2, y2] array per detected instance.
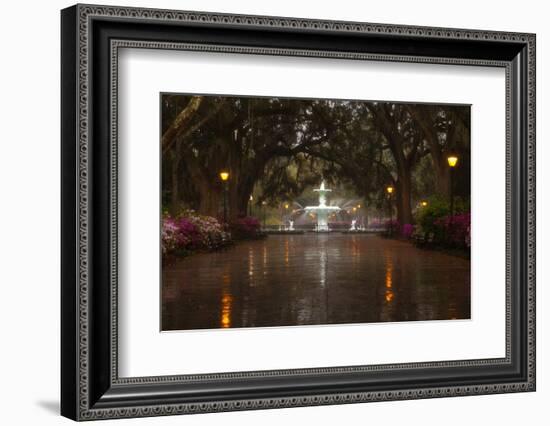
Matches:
[[304, 181, 341, 232], [264, 180, 377, 234]]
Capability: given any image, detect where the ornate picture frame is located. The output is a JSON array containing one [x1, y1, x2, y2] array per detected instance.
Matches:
[[61, 4, 535, 420]]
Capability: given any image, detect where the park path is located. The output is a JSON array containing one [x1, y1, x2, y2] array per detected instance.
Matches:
[[162, 234, 470, 330]]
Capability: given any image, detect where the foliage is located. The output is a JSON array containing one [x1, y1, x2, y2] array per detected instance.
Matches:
[[415, 195, 450, 239], [384, 219, 401, 235], [412, 194, 471, 250], [401, 223, 415, 239], [415, 195, 469, 236], [162, 210, 231, 258], [381, 220, 414, 239], [434, 213, 471, 249], [162, 94, 471, 228], [229, 216, 265, 240]]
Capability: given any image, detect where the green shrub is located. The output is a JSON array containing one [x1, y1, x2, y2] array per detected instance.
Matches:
[[415, 195, 470, 242], [416, 195, 449, 237]]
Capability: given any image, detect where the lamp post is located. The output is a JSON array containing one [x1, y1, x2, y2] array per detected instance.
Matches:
[[386, 185, 394, 236], [249, 195, 253, 217], [447, 154, 458, 245], [447, 154, 459, 218], [219, 171, 229, 224], [261, 200, 267, 229]]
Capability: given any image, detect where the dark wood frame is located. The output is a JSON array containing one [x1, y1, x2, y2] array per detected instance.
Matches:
[[61, 4, 536, 421]]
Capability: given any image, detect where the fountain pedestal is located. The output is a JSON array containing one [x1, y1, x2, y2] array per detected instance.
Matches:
[[316, 210, 330, 231]]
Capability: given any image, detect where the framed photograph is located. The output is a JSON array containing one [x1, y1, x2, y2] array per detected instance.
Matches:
[[61, 4, 536, 421]]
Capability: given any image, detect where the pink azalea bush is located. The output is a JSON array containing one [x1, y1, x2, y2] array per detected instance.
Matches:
[[414, 195, 471, 251], [434, 212, 471, 248], [401, 223, 415, 239], [161, 216, 180, 254], [162, 210, 231, 257], [230, 216, 264, 240]]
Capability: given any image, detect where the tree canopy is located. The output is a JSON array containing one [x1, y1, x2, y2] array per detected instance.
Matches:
[[161, 94, 470, 225]]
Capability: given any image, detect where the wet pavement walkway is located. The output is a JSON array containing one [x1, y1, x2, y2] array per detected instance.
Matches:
[[162, 234, 470, 330]]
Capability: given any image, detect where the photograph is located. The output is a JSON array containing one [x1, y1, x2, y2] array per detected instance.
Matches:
[[160, 94, 472, 331], [57, 3, 536, 421]]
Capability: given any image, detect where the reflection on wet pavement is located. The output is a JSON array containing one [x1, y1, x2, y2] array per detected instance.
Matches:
[[162, 234, 470, 331]]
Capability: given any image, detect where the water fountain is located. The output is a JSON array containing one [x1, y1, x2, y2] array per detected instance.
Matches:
[[304, 181, 341, 232]]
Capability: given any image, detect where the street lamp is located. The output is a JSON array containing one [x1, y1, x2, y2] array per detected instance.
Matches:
[[220, 171, 229, 224], [249, 195, 254, 217], [386, 185, 394, 237], [421, 200, 428, 207], [447, 154, 459, 244], [261, 200, 267, 229], [447, 154, 459, 218], [447, 155, 458, 168]]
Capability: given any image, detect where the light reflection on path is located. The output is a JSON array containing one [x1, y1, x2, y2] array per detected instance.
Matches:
[[162, 234, 470, 331]]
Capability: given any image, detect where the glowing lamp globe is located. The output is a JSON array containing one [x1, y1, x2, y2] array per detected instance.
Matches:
[[447, 155, 458, 168]]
